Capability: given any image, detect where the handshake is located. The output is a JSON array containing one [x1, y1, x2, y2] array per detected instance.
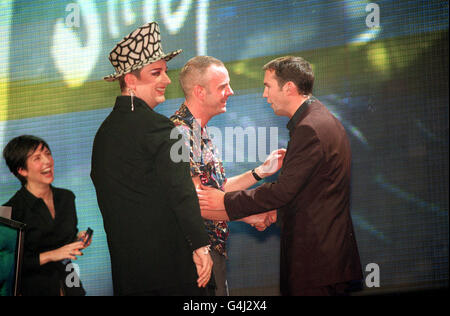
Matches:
[[196, 148, 286, 231], [196, 184, 277, 231], [240, 210, 277, 231]]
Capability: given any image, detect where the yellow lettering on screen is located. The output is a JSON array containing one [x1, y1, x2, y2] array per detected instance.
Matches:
[[0, 78, 8, 122]]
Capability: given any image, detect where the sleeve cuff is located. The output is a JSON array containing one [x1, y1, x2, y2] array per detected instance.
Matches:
[[224, 192, 243, 221]]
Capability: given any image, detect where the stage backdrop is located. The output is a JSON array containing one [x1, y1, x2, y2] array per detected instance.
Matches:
[[0, 0, 448, 295]]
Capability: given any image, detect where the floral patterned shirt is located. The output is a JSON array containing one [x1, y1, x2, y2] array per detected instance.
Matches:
[[170, 104, 229, 257]]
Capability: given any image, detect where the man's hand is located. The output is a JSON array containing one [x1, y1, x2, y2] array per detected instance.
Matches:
[[267, 210, 277, 225], [193, 246, 213, 288], [197, 184, 226, 211], [255, 148, 286, 178], [241, 210, 277, 231]]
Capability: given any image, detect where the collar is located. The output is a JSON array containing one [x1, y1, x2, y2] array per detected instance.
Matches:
[[114, 96, 152, 112], [286, 96, 315, 132], [17, 185, 55, 209], [173, 103, 212, 140], [173, 103, 196, 127], [18, 186, 39, 210]]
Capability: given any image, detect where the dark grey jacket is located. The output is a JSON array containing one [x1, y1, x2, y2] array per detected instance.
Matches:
[[224, 97, 362, 295]]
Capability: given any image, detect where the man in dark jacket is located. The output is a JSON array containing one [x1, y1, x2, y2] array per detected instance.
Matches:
[[91, 22, 212, 296], [197, 56, 362, 296]]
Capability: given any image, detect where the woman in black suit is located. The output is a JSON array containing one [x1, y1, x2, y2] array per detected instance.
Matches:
[[2, 135, 91, 296]]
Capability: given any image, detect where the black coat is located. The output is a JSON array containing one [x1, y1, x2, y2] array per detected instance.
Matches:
[[4, 186, 85, 296], [224, 98, 363, 295], [91, 96, 209, 295]]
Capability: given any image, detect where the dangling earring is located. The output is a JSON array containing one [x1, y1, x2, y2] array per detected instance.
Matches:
[[128, 88, 135, 111]]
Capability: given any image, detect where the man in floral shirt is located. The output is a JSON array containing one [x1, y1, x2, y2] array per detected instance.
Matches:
[[171, 104, 230, 257], [170, 56, 285, 295]]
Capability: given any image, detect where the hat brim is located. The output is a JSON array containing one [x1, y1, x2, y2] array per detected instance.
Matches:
[[103, 49, 182, 82]]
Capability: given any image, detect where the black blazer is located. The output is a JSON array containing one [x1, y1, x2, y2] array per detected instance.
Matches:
[[224, 98, 363, 295], [91, 96, 209, 295], [4, 186, 85, 296]]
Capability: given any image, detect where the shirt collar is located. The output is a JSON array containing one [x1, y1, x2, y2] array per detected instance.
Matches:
[[173, 103, 211, 141], [17, 185, 55, 209], [114, 96, 152, 112], [18, 186, 38, 208], [173, 103, 196, 127], [286, 96, 315, 132]]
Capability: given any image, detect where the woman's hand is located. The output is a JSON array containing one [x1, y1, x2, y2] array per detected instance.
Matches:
[[77, 231, 92, 248], [40, 241, 85, 265]]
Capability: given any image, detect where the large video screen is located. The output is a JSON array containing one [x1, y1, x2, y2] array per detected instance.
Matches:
[[0, 1, 448, 295]]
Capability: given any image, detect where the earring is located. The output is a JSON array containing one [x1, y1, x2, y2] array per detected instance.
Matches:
[[128, 88, 135, 111]]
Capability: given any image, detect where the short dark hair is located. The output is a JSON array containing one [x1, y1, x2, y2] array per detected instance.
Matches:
[[263, 56, 314, 95], [3, 135, 51, 185]]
